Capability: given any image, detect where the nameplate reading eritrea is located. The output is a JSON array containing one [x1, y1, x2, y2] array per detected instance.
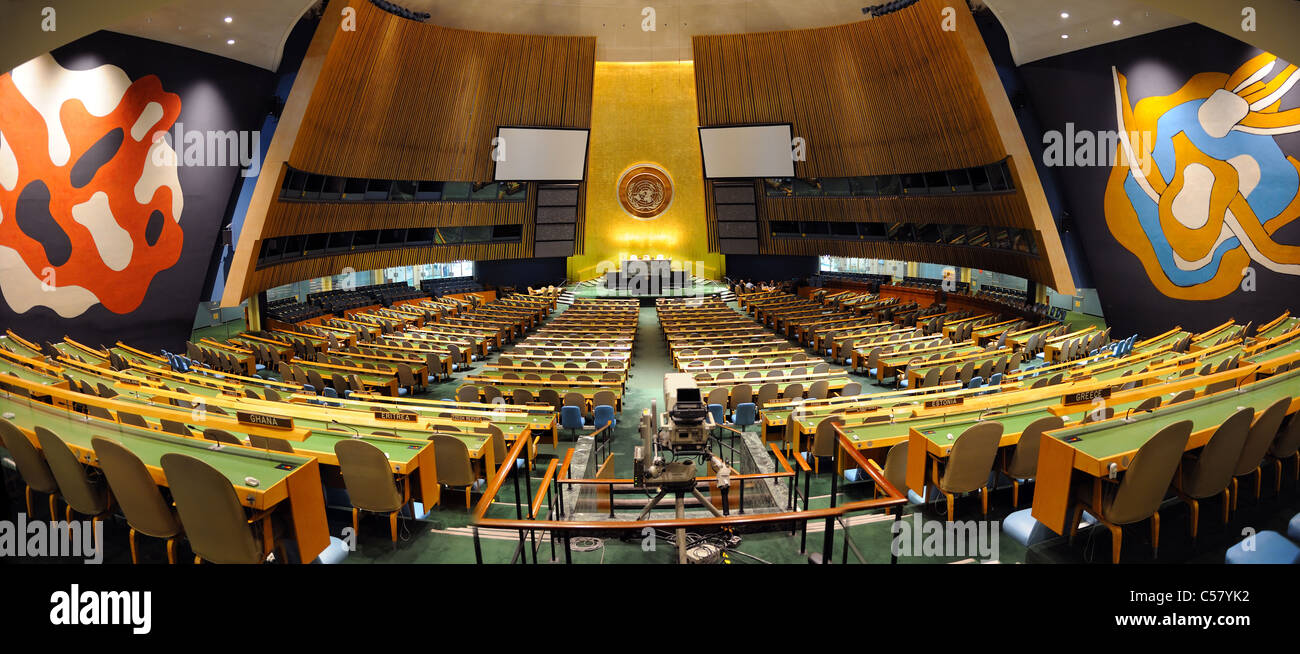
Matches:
[[374, 411, 419, 422], [236, 411, 294, 430]]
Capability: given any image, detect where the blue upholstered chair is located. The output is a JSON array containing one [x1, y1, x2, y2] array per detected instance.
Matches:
[[732, 403, 758, 433], [592, 405, 616, 431], [1225, 531, 1300, 564], [561, 405, 585, 439]]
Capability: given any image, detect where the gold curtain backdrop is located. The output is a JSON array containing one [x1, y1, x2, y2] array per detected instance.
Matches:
[[568, 61, 724, 282]]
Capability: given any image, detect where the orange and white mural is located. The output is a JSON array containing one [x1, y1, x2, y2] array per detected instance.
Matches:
[[0, 53, 184, 318], [1104, 53, 1300, 301]]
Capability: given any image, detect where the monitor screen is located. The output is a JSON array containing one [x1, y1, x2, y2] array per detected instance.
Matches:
[[699, 124, 795, 178], [493, 127, 589, 181], [676, 387, 702, 403]]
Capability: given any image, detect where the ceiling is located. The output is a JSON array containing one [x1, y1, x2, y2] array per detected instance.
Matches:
[[41, 0, 1269, 72], [109, 0, 318, 71], [983, 0, 1188, 65]]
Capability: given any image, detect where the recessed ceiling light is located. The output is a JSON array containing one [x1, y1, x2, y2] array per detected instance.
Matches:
[[226, 39, 235, 45], [1112, 19, 1121, 26], [1061, 34, 1069, 39], [224, 16, 233, 23], [1060, 12, 1069, 19]]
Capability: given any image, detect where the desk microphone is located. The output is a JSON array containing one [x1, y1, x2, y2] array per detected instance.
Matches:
[[331, 419, 361, 438]]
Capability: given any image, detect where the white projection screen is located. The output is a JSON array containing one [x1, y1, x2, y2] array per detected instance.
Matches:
[[699, 124, 794, 178], [493, 127, 589, 181]]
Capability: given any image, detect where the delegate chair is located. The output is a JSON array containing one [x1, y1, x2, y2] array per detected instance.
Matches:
[[1268, 416, 1300, 490], [1070, 420, 1193, 564], [203, 429, 243, 446], [248, 434, 295, 453], [1231, 397, 1291, 509], [755, 383, 780, 409], [92, 437, 183, 563], [0, 419, 60, 518], [729, 384, 753, 414], [1135, 396, 1162, 412], [36, 429, 113, 533], [117, 412, 150, 429], [161, 453, 278, 564], [160, 419, 194, 437], [808, 380, 829, 401], [1174, 407, 1253, 541], [1169, 389, 1196, 405], [1000, 416, 1065, 508], [807, 416, 845, 474], [933, 422, 1004, 521], [457, 385, 480, 403], [335, 440, 409, 545], [781, 383, 804, 401], [513, 388, 535, 405], [538, 388, 562, 410], [430, 434, 477, 509], [840, 381, 861, 397]]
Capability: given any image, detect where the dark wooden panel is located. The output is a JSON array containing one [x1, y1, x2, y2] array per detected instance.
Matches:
[[693, 0, 1004, 177], [291, 1, 594, 181]]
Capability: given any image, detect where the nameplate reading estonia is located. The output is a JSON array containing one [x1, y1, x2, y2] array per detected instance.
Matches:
[[237, 411, 294, 430], [1064, 387, 1112, 405], [374, 411, 419, 422], [924, 397, 964, 409]]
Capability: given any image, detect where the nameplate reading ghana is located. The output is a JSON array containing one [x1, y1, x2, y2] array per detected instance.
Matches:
[[374, 410, 419, 422], [1064, 387, 1112, 405], [236, 411, 294, 430], [924, 396, 965, 409]]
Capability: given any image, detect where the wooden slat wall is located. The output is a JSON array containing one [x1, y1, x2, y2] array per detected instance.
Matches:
[[235, 2, 595, 298], [692, 0, 1004, 177], [693, 0, 1072, 290], [246, 242, 528, 293], [263, 199, 529, 238], [290, 1, 595, 181]]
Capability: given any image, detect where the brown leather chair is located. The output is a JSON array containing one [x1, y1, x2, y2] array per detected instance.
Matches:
[[248, 434, 295, 453], [807, 380, 829, 401], [1174, 407, 1253, 541], [35, 427, 112, 525], [1267, 414, 1300, 491], [456, 385, 481, 403], [1231, 397, 1290, 509], [808, 416, 844, 474], [932, 422, 1004, 521], [430, 434, 477, 509], [1070, 420, 1192, 564], [1169, 389, 1196, 404], [1000, 416, 1065, 508], [335, 440, 408, 545], [1135, 396, 1162, 412], [0, 418, 60, 518], [729, 384, 753, 413], [203, 429, 243, 446], [92, 437, 183, 563], [161, 453, 276, 564], [538, 388, 562, 410], [159, 418, 194, 437]]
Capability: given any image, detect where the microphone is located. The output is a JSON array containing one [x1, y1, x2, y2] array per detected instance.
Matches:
[[330, 419, 360, 438]]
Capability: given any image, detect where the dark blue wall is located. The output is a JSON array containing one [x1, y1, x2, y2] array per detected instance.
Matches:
[[0, 31, 274, 352], [1016, 23, 1299, 337]]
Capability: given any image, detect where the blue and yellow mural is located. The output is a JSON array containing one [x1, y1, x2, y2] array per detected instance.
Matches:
[[1105, 53, 1300, 301]]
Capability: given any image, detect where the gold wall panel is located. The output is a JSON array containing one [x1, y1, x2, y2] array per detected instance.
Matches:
[[568, 62, 723, 281]]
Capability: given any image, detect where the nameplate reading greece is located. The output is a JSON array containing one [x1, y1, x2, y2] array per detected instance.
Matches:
[[1063, 387, 1112, 405], [237, 411, 294, 430]]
